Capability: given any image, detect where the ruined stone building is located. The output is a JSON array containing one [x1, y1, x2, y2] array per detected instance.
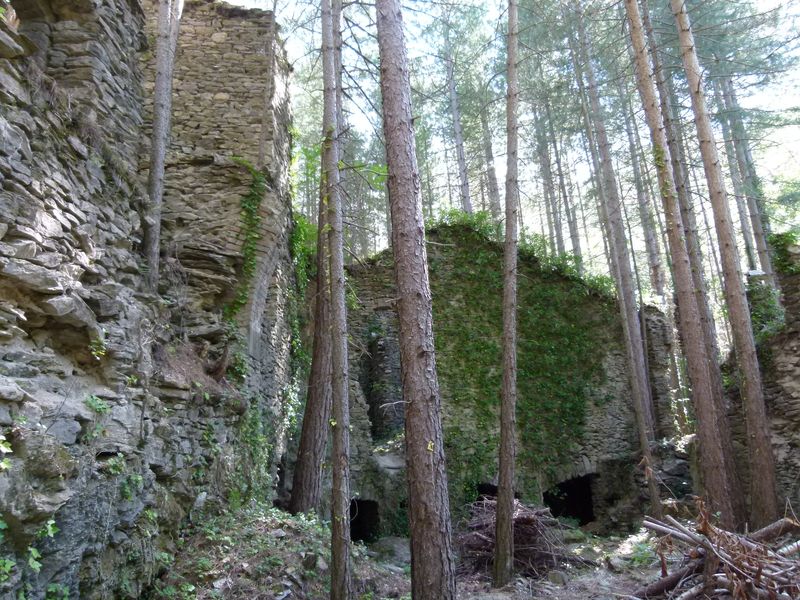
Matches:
[[1, 0, 799, 597]]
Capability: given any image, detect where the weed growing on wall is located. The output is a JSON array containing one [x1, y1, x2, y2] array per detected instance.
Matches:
[[769, 229, 800, 276], [223, 157, 267, 323], [418, 220, 613, 511]]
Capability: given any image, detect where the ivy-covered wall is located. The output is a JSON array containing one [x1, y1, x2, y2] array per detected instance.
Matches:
[[342, 221, 672, 533], [730, 231, 800, 510]]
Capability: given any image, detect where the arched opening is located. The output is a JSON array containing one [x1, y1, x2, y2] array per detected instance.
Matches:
[[543, 474, 596, 525], [350, 499, 380, 542]]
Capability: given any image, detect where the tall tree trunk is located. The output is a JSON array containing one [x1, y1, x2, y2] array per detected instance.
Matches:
[[289, 200, 332, 516], [641, 0, 729, 430], [671, 0, 778, 528], [569, 29, 611, 275], [713, 81, 757, 272], [620, 88, 664, 296], [376, 1, 456, 596], [143, 0, 183, 291], [625, 0, 744, 528], [721, 77, 775, 286], [481, 110, 502, 221], [574, 0, 660, 516], [546, 102, 582, 269], [534, 107, 563, 254], [494, 0, 519, 586], [321, 0, 352, 596], [444, 31, 472, 214]]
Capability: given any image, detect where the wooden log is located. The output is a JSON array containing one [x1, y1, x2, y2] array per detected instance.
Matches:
[[630, 559, 703, 598], [750, 518, 800, 543]]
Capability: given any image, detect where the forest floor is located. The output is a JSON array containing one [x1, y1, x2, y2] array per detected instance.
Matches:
[[149, 503, 673, 599], [456, 529, 666, 599]]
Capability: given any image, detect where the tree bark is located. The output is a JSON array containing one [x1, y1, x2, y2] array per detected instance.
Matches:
[[376, 1, 456, 597], [480, 110, 502, 221], [444, 29, 472, 214], [721, 77, 775, 286], [671, 0, 778, 528], [289, 192, 332, 516], [546, 102, 582, 269], [574, 0, 660, 517], [494, 0, 518, 586], [321, 0, 352, 596], [624, 0, 744, 529], [534, 107, 562, 255], [143, 0, 183, 292], [713, 80, 757, 272], [641, 0, 730, 440], [620, 87, 664, 297]]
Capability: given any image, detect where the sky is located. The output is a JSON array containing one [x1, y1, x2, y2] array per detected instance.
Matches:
[[229, 0, 800, 243]]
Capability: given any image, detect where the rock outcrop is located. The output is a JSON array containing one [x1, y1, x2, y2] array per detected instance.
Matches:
[[0, 0, 293, 597]]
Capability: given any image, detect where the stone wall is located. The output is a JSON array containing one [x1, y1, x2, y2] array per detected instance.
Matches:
[[0, 0, 292, 597], [730, 243, 800, 513], [319, 225, 672, 535]]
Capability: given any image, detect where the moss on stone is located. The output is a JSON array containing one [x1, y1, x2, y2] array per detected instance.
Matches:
[[351, 220, 620, 516], [424, 224, 614, 510]]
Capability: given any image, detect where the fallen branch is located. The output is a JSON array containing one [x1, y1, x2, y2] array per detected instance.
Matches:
[[636, 506, 800, 599]]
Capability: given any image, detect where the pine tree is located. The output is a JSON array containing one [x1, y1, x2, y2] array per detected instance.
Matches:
[[321, 0, 352, 596], [493, 0, 519, 586], [143, 0, 183, 291], [671, 0, 778, 528], [376, 0, 456, 596]]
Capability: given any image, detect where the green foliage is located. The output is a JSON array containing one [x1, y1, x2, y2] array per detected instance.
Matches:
[[89, 336, 107, 360], [775, 177, 800, 209], [156, 551, 175, 569], [626, 540, 656, 567], [433, 209, 502, 241], [106, 452, 126, 475], [429, 210, 615, 298], [223, 157, 267, 322], [395, 221, 611, 510], [0, 518, 7, 543], [27, 547, 42, 573], [149, 504, 377, 600], [0, 558, 15, 583], [45, 584, 69, 600], [287, 214, 314, 382], [227, 348, 248, 384], [121, 473, 144, 500], [229, 403, 275, 507], [748, 278, 786, 343], [84, 395, 111, 415], [769, 229, 800, 276], [290, 213, 316, 294], [36, 519, 58, 539], [0, 433, 12, 471]]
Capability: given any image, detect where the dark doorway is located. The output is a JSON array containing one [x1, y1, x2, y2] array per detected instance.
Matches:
[[543, 474, 596, 525], [476, 482, 498, 499], [350, 499, 380, 542]]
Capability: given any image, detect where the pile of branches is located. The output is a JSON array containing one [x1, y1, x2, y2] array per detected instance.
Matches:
[[456, 498, 590, 578], [633, 503, 800, 599]]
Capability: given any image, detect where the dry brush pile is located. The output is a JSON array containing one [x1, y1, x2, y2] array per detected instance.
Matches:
[[634, 503, 800, 599], [456, 498, 591, 578]]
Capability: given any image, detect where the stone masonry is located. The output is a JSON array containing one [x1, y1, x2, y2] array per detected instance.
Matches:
[[0, 0, 292, 597]]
